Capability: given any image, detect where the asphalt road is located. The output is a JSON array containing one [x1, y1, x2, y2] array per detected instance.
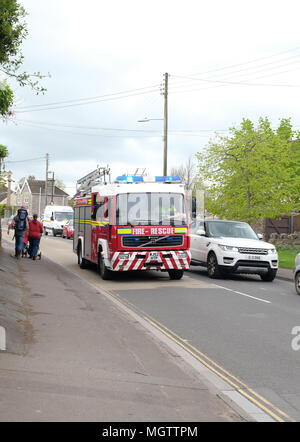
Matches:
[[42, 234, 300, 421]]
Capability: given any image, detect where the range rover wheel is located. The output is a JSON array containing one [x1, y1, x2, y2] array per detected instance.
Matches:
[[260, 268, 277, 282], [168, 269, 183, 280], [295, 272, 300, 295], [77, 243, 88, 269], [207, 252, 223, 279], [98, 251, 112, 280], [260, 269, 277, 282]]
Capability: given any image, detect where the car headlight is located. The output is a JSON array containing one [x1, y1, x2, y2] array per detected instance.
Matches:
[[218, 244, 239, 252], [268, 248, 277, 255]]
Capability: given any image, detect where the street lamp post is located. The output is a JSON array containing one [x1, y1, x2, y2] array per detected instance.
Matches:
[[137, 117, 166, 174], [47, 171, 55, 204]]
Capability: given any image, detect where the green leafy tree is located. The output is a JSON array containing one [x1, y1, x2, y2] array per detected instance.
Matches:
[[0, 0, 48, 118], [0, 144, 8, 201], [0, 143, 8, 164], [0, 79, 13, 116], [289, 139, 300, 210], [196, 117, 299, 223]]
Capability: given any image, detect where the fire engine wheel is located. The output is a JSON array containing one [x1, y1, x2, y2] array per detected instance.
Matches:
[[98, 252, 112, 280], [77, 243, 89, 269], [168, 269, 184, 280]]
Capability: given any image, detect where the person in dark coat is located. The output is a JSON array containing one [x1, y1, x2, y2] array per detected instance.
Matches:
[[7, 205, 29, 259]]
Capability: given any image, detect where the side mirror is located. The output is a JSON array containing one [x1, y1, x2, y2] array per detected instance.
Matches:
[[50, 216, 54, 221], [196, 228, 206, 236], [257, 233, 263, 240]]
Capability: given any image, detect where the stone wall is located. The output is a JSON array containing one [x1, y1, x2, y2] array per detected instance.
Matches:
[[250, 218, 266, 237], [268, 231, 300, 247]]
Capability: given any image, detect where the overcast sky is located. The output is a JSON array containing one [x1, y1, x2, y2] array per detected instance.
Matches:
[[2, 0, 300, 196]]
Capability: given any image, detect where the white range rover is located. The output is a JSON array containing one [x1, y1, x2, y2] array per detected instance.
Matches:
[[190, 219, 278, 281]]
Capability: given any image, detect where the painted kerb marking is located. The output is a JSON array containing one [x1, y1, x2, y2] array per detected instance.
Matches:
[[0, 326, 6, 351], [108, 290, 293, 422]]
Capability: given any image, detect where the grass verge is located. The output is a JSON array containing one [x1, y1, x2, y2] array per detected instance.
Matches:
[[276, 246, 300, 269]]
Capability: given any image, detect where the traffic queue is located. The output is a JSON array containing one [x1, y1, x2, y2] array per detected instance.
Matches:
[[23, 169, 298, 295]]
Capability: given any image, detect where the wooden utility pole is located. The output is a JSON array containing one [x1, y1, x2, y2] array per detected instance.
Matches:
[[51, 171, 54, 203], [45, 153, 49, 206], [4, 170, 12, 218], [6, 170, 12, 208], [163, 72, 169, 176]]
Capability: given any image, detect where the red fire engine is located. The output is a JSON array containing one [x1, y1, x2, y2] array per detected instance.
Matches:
[[73, 167, 191, 280]]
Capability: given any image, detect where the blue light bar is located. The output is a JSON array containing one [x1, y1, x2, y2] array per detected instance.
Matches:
[[116, 176, 144, 183], [155, 176, 181, 182]]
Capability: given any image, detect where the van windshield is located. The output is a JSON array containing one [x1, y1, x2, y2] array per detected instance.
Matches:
[[55, 212, 73, 222]]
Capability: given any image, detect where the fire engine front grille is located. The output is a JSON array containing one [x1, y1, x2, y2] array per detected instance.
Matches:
[[238, 247, 268, 255], [122, 235, 183, 248]]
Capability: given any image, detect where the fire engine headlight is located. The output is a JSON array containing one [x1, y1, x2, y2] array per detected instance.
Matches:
[[177, 252, 188, 259], [119, 253, 130, 260]]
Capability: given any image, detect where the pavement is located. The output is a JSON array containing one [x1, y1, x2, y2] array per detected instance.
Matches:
[[276, 267, 294, 282], [0, 236, 244, 422]]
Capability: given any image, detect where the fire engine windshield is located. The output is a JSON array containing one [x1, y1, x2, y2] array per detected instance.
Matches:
[[116, 193, 187, 226]]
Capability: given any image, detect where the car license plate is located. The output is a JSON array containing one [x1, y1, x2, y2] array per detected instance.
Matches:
[[247, 255, 261, 260], [149, 252, 159, 261]]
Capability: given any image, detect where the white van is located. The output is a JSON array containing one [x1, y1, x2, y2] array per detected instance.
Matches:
[[43, 205, 73, 236]]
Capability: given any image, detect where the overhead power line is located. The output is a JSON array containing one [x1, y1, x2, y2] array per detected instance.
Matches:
[[168, 46, 300, 94], [169, 57, 300, 92], [15, 84, 161, 113], [171, 72, 300, 87], [169, 46, 300, 87], [16, 120, 162, 138], [5, 156, 45, 163], [15, 118, 229, 134], [16, 118, 162, 132], [13, 46, 300, 115]]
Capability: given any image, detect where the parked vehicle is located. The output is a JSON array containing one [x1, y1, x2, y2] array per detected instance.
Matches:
[[190, 219, 278, 281], [62, 219, 74, 239], [294, 252, 300, 295], [74, 169, 191, 280], [43, 205, 73, 236]]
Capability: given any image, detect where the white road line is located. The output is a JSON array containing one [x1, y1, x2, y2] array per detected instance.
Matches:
[[215, 285, 271, 304]]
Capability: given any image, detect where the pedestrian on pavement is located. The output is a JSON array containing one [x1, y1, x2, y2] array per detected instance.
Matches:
[[28, 214, 43, 260], [7, 205, 29, 259]]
